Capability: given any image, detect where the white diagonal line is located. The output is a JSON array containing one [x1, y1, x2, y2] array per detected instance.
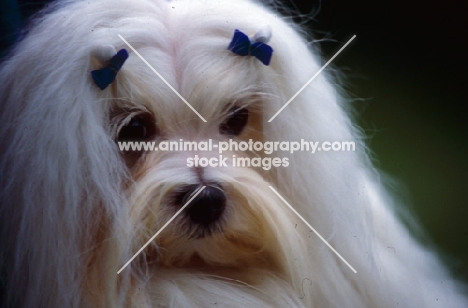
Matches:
[[118, 34, 207, 122], [117, 186, 206, 274], [268, 186, 357, 273], [268, 35, 356, 122]]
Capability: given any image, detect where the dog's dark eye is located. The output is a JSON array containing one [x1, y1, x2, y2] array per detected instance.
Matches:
[[220, 107, 249, 136], [117, 114, 157, 142]]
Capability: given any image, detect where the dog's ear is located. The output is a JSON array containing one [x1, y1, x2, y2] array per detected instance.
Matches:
[[261, 21, 362, 228], [0, 35, 134, 305]]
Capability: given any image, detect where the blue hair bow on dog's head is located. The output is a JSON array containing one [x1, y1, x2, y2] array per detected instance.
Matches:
[[91, 49, 129, 90], [228, 29, 273, 66]]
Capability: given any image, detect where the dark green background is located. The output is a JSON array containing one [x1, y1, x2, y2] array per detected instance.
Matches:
[[290, 0, 468, 282]]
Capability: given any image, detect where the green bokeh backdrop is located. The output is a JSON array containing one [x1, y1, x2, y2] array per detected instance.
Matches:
[[293, 0, 468, 281]]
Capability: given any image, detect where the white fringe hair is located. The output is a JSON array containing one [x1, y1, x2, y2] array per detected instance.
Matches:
[[0, 0, 466, 307]]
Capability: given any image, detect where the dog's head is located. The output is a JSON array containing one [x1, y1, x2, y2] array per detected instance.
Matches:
[[82, 0, 321, 274]]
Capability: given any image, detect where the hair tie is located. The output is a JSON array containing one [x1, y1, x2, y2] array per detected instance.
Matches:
[[91, 49, 129, 90], [227, 29, 273, 66]]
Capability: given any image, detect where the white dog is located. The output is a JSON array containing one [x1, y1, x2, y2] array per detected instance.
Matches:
[[0, 0, 465, 307]]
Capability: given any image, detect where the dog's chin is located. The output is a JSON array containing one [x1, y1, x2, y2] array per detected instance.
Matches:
[[153, 230, 275, 270]]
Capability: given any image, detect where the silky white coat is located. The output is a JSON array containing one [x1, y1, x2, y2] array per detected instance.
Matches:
[[0, 0, 465, 307]]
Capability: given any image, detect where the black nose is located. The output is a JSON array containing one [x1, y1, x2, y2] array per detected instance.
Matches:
[[178, 184, 226, 225]]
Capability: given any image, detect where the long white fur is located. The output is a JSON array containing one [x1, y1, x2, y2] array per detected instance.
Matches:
[[0, 0, 466, 307]]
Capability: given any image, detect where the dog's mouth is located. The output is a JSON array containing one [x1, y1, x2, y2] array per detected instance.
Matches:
[[187, 222, 224, 239], [131, 179, 278, 271]]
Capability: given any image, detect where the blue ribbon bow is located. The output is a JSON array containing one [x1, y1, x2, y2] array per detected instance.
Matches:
[[227, 29, 273, 66], [91, 49, 129, 90]]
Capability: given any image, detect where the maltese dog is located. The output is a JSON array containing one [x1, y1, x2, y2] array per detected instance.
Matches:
[[0, 0, 465, 307]]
